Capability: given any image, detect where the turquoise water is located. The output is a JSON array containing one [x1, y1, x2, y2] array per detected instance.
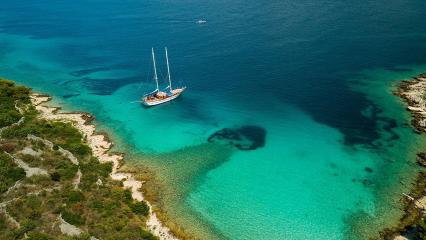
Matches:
[[188, 107, 376, 239], [2, 1, 426, 239]]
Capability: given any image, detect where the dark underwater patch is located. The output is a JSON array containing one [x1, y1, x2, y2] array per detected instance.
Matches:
[[62, 93, 80, 99], [70, 66, 112, 77], [207, 125, 266, 150], [69, 62, 135, 77], [67, 61, 144, 95], [80, 76, 142, 95], [380, 117, 399, 141], [362, 179, 374, 186], [385, 66, 413, 73]]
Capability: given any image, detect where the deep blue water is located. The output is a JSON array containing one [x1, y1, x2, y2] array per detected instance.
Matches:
[[1, 0, 426, 239]]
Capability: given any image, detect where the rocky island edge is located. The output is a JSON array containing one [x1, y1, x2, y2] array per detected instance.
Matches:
[[0, 79, 178, 240]]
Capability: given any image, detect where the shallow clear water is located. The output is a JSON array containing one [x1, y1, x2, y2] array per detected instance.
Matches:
[[1, 0, 426, 239]]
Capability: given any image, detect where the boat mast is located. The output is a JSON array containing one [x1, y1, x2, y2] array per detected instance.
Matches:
[[152, 48, 159, 91], [165, 47, 172, 90]]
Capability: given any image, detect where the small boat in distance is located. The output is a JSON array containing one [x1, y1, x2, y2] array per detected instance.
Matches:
[[196, 19, 207, 24], [142, 48, 186, 106]]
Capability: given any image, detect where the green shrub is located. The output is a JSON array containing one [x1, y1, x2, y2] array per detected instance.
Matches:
[[0, 109, 21, 128], [97, 162, 112, 177], [26, 175, 51, 185], [63, 189, 85, 203], [12, 220, 36, 239], [80, 175, 98, 190], [59, 142, 91, 157], [61, 209, 85, 226], [130, 201, 149, 217], [0, 182, 8, 194], [2, 119, 91, 158], [27, 232, 53, 240], [0, 213, 7, 231], [0, 150, 25, 193], [29, 209, 42, 220], [103, 200, 120, 213], [21, 154, 38, 166], [0, 80, 30, 128], [140, 230, 158, 240], [54, 163, 78, 181], [80, 160, 111, 190], [90, 199, 104, 211], [123, 189, 133, 204], [50, 172, 61, 181], [26, 195, 42, 210], [6, 166, 26, 182]]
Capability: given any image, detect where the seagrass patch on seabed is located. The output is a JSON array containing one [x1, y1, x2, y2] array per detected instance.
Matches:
[[207, 125, 266, 150]]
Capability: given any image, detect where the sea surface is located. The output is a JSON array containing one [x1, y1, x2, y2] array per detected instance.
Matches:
[[2, 0, 426, 239]]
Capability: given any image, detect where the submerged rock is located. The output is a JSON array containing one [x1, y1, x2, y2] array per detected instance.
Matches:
[[362, 179, 374, 186], [207, 125, 266, 150], [416, 152, 426, 167]]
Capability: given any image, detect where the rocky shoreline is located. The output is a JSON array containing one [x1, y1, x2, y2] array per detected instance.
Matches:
[[396, 73, 426, 133], [380, 74, 426, 240], [30, 93, 178, 240]]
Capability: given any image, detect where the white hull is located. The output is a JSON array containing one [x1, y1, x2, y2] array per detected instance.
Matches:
[[142, 88, 185, 106]]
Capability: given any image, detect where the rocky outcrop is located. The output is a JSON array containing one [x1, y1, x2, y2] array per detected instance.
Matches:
[[395, 74, 426, 133], [381, 74, 426, 240]]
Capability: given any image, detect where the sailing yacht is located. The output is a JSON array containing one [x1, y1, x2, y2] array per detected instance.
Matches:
[[142, 47, 186, 106]]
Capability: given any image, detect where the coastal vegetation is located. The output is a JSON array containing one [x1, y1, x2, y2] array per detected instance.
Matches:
[[0, 79, 156, 240], [0, 80, 30, 128]]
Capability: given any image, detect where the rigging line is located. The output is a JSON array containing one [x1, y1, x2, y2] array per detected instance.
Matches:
[[139, 58, 154, 91], [143, 60, 152, 89], [157, 67, 166, 86]]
